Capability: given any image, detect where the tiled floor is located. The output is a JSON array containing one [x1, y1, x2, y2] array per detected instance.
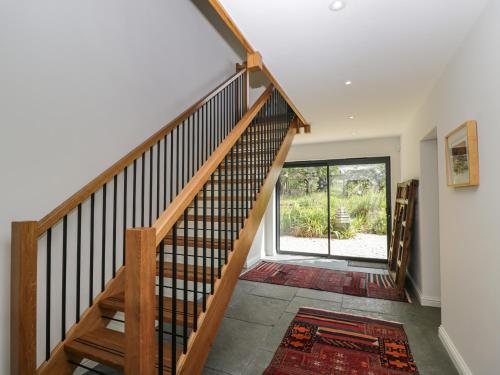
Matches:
[[84, 257, 457, 375], [202, 257, 458, 375]]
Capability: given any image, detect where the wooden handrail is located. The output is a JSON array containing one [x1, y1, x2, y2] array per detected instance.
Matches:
[[208, 0, 309, 128], [152, 85, 274, 246], [36, 69, 246, 236]]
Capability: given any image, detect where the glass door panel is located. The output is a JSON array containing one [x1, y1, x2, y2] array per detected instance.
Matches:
[[329, 163, 388, 260], [278, 166, 329, 255]]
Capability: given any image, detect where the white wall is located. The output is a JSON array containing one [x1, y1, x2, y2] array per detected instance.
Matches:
[[400, 0, 500, 372], [407, 135, 441, 307], [0, 0, 244, 372]]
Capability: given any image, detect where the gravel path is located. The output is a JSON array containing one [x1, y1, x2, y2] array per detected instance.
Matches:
[[280, 233, 387, 259]]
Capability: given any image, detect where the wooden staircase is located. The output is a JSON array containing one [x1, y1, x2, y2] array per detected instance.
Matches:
[[11, 65, 303, 374]]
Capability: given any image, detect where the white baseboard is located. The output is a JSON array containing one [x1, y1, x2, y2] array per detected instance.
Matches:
[[244, 255, 261, 269], [407, 273, 441, 307], [438, 326, 473, 375]]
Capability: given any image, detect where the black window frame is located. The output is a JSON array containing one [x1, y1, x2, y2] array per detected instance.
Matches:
[[276, 156, 392, 263]]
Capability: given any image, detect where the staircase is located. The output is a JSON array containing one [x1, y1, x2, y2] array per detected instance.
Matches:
[[11, 66, 305, 374]]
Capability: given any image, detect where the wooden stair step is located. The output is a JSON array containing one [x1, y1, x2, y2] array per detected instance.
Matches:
[[186, 214, 244, 223], [65, 327, 178, 373], [100, 292, 201, 327], [156, 261, 218, 282], [164, 235, 231, 249]]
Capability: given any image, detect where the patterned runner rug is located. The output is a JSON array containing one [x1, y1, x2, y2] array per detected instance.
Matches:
[[240, 261, 407, 302], [264, 308, 418, 374]]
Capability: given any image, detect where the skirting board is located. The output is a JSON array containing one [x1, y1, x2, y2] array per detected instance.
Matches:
[[438, 326, 473, 375], [406, 273, 441, 307]]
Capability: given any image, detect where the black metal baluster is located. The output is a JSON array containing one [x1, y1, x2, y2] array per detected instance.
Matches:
[[210, 174, 215, 294], [90, 193, 95, 306], [176, 127, 180, 196], [187, 116, 191, 180], [182, 121, 186, 189], [76, 203, 82, 322], [157, 140, 160, 219], [101, 184, 107, 292], [230, 148, 235, 250], [245, 130, 249, 217], [171, 222, 177, 374], [193, 196, 198, 331], [224, 157, 228, 262], [149, 148, 153, 226], [183, 210, 188, 353], [202, 184, 207, 311], [112, 175, 117, 277], [158, 241, 165, 375], [217, 166, 222, 273], [236, 140, 240, 240], [133, 160, 137, 227], [164, 135, 168, 211], [141, 153, 145, 227], [61, 216, 67, 340], [46, 228, 52, 360], [123, 168, 127, 265]]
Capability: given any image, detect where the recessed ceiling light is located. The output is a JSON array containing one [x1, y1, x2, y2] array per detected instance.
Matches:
[[348, 115, 355, 120], [329, 0, 346, 12], [345, 81, 352, 85]]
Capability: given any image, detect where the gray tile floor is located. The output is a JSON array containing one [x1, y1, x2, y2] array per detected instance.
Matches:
[[203, 258, 458, 375], [85, 257, 458, 375]]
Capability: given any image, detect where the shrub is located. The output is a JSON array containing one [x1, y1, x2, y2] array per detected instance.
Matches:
[[280, 190, 387, 238]]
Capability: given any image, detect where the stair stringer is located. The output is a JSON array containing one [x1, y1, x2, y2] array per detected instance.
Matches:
[[175, 125, 297, 375]]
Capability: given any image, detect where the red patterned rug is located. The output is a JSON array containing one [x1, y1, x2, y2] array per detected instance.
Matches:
[[240, 261, 407, 302], [264, 308, 418, 374]]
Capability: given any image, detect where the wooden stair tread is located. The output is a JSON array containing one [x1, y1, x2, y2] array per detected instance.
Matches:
[[156, 261, 218, 282], [186, 214, 244, 223], [65, 327, 177, 373], [100, 292, 201, 327], [164, 235, 231, 249]]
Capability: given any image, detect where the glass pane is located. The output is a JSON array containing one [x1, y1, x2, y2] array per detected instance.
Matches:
[[279, 166, 329, 255], [329, 163, 388, 260]]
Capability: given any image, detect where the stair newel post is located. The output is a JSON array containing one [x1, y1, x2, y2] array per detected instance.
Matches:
[[11, 221, 38, 375], [124, 228, 156, 375]]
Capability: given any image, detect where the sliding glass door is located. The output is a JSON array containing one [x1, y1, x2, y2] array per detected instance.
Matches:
[[277, 158, 391, 261], [277, 165, 329, 255]]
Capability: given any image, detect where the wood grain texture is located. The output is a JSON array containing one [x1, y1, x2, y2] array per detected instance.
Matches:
[[36, 269, 126, 375], [208, 0, 309, 128], [11, 221, 37, 375], [124, 228, 156, 375], [153, 86, 273, 246], [37, 69, 246, 236], [175, 125, 297, 375], [247, 51, 263, 71]]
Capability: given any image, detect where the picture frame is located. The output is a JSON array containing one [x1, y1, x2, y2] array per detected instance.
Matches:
[[445, 120, 479, 188]]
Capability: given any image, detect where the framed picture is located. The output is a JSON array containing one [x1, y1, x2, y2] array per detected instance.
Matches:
[[445, 121, 479, 188]]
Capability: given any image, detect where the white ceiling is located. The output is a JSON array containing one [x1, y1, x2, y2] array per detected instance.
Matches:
[[219, 0, 489, 144]]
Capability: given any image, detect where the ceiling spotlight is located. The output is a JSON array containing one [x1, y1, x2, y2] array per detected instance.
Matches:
[[329, 0, 346, 12], [345, 81, 352, 85], [348, 115, 355, 120]]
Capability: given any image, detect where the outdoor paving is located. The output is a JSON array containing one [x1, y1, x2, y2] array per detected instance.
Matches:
[[203, 258, 458, 375], [280, 233, 387, 259]]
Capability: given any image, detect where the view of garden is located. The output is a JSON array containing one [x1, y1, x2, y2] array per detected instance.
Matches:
[[278, 164, 388, 259]]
